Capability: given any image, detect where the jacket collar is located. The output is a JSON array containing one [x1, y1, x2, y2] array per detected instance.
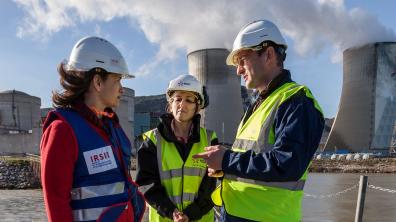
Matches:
[[255, 69, 292, 101], [72, 102, 120, 129]]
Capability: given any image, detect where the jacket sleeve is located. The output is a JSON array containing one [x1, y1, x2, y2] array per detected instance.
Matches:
[[222, 91, 324, 182], [135, 137, 177, 219], [40, 119, 78, 222], [183, 135, 219, 220]]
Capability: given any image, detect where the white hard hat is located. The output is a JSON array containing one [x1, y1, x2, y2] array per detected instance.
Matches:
[[64, 36, 133, 78], [166, 74, 206, 109], [226, 20, 287, 66]]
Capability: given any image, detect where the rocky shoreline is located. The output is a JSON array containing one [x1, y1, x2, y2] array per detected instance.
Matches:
[[1, 157, 395, 189], [309, 158, 396, 173], [0, 160, 41, 189]]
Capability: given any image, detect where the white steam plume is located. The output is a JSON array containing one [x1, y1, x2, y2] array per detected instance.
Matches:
[[14, 0, 396, 75]]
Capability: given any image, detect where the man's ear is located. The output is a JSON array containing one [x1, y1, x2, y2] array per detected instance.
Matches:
[[265, 47, 278, 66], [267, 47, 276, 61]]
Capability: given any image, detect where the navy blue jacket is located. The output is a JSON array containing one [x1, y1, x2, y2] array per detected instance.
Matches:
[[222, 69, 324, 183]]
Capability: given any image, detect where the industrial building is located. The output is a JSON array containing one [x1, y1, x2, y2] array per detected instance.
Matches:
[[134, 94, 167, 136], [188, 48, 244, 144], [114, 87, 135, 144], [134, 112, 163, 136], [325, 42, 396, 153], [0, 90, 41, 154]]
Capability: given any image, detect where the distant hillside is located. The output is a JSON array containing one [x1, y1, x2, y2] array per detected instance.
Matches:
[[134, 94, 167, 113]]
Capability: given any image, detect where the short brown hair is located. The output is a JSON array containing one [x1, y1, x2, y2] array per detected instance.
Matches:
[[256, 41, 286, 67], [52, 64, 108, 108]]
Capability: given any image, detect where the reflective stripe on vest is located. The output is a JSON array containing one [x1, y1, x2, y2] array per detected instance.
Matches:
[[223, 174, 305, 191], [71, 181, 125, 200], [232, 97, 280, 154], [153, 166, 207, 180], [220, 82, 323, 222], [145, 127, 215, 222], [167, 192, 197, 205], [73, 207, 106, 221]]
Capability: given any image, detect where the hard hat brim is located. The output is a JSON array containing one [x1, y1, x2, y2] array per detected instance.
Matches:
[[120, 73, 135, 79], [226, 50, 238, 66], [226, 48, 245, 66]]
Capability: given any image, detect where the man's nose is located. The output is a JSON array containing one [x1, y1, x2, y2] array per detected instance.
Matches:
[[236, 65, 244, 76]]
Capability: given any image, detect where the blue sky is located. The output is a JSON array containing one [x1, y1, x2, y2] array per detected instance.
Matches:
[[1, 0, 395, 118]]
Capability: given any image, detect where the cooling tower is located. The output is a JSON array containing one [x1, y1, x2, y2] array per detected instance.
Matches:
[[187, 48, 244, 144], [325, 42, 396, 153]]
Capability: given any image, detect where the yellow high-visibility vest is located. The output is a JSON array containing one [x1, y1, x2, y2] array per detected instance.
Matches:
[[144, 127, 217, 222], [212, 82, 323, 222]]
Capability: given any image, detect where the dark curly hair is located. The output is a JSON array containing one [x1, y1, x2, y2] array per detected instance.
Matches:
[[52, 64, 108, 108]]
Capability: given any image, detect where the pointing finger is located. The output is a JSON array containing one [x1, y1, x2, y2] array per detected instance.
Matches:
[[192, 152, 210, 159], [204, 146, 217, 151]]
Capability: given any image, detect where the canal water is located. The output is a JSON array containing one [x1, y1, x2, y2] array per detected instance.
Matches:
[[303, 173, 396, 222], [0, 173, 395, 221]]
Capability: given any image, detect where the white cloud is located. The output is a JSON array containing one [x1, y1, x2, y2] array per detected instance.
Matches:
[[13, 0, 396, 73]]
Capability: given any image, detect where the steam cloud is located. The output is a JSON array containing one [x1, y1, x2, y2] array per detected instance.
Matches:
[[14, 0, 396, 75]]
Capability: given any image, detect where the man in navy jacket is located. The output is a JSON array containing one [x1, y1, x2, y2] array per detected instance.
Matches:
[[194, 20, 324, 222]]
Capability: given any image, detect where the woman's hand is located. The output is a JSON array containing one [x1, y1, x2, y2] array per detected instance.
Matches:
[[173, 209, 189, 222]]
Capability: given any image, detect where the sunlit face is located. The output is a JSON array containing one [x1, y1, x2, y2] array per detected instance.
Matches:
[[98, 73, 123, 108], [234, 49, 267, 89], [169, 91, 199, 122]]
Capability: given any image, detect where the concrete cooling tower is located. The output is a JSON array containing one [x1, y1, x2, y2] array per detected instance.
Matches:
[[325, 42, 396, 153], [187, 49, 244, 144]]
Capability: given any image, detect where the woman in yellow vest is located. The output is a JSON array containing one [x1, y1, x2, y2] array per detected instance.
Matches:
[[136, 74, 217, 222]]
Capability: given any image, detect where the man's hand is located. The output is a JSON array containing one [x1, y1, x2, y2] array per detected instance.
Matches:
[[193, 145, 227, 171], [208, 168, 224, 177]]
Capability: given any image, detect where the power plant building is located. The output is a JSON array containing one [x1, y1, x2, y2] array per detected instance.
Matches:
[[325, 42, 396, 153], [0, 90, 41, 154], [114, 87, 135, 145], [188, 48, 244, 144]]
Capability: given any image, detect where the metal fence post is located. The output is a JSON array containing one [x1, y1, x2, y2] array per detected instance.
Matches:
[[355, 175, 368, 222]]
